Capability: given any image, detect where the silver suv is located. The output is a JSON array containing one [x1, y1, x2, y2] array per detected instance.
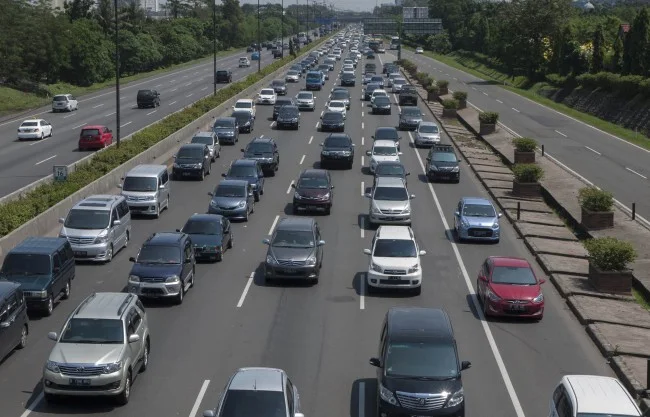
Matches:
[[191, 131, 221, 162], [365, 176, 415, 225], [42, 292, 150, 405]]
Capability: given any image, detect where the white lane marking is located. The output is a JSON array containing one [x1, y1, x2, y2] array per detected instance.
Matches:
[[359, 272, 365, 310], [169, 101, 177, 106], [453, 77, 458, 80], [63, 113, 76, 119], [72, 123, 86, 129], [183, 75, 188, 78], [93, 104, 104, 109], [555, 129, 567, 137], [105, 111, 116, 117], [171, 88, 178, 92], [185, 82, 192, 86], [361, 122, 364, 129], [626, 167, 648, 179], [585, 146, 601, 155], [320, 110, 324, 116], [286, 181, 294, 194], [361, 111, 364, 117], [512, 108, 520, 113], [270, 121, 276, 128], [120, 97, 127, 100], [155, 84, 162, 87], [268, 214, 280, 234], [407, 131, 526, 417], [315, 122, 320, 128], [120, 121, 132, 128], [496, 99, 503, 104], [483, 92, 488, 96], [35, 155, 56, 165], [308, 135, 313, 144], [147, 110, 157, 116], [360, 181, 364, 196], [29, 137, 50, 146], [361, 156, 364, 166], [18, 391, 43, 417], [361, 136, 364, 146], [186, 93, 193, 98], [236, 273, 255, 308], [171, 79, 176, 82], [300, 155, 305, 165], [472, 87, 477, 90], [360, 216, 365, 239], [188, 380, 211, 417], [201, 87, 208, 91]]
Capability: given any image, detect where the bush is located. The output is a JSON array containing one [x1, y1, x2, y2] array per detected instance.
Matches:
[[578, 186, 614, 212], [512, 137, 538, 152], [436, 79, 449, 88], [584, 237, 636, 271], [452, 91, 467, 100], [478, 111, 499, 124], [512, 163, 543, 183], [426, 84, 440, 94], [442, 98, 459, 109]]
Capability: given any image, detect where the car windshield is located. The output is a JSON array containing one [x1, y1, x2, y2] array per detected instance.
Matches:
[[60, 318, 124, 344], [371, 76, 383, 82], [385, 342, 458, 379], [53, 95, 68, 102], [376, 164, 404, 176], [373, 239, 416, 257], [1, 253, 50, 275], [325, 136, 351, 147], [272, 230, 315, 248], [123, 176, 157, 192], [232, 112, 250, 123], [214, 119, 235, 128], [177, 147, 203, 159], [235, 102, 252, 109], [374, 187, 407, 201], [64, 209, 110, 230], [260, 89, 275, 95], [332, 92, 348, 100], [394, 79, 406, 85], [228, 165, 257, 177], [402, 108, 421, 117], [420, 125, 439, 134], [297, 93, 312, 100], [287, 71, 299, 76], [191, 136, 213, 146], [376, 129, 398, 140], [373, 146, 397, 156], [215, 184, 247, 197], [431, 152, 457, 163], [298, 176, 329, 189], [183, 219, 222, 235], [342, 73, 355, 79], [217, 71, 228, 76], [272, 81, 284, 86], [329, 101, 344, 108], [374, 97, 390, 105], [280, 107, 299, 117], [462, 203, 496, 217], [247, 143, 274, 153], [220, 390, 286, 417], [307, 73, 321, 81], [491, 266, 537, 285], [137, 245, 181, 264]]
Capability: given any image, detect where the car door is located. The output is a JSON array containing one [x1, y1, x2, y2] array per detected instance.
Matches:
[[273, 142, 280, 165], [222, 219, 232, 247], [183, 242, 193, 283], [0, 300, 11, 359], [454, 201, 463, 230], [213, 134, 221, 156], [103, 127, 112, 144], [314, 224, 323, 266], [160, 170, 170, 207], [113, 204, 125, 248], [125, 308, 145, 370], [257, 163, 265, 190], [4, 292, 23, 351], [51, 252, 63, 296], [477, 260, 490, 298], [57, 246, 73, 288]]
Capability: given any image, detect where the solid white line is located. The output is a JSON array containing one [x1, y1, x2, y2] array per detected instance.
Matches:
[[407, 131, 526, 417], [555, 129, 567, 137], [169, 101, 177, 106], [147, 110, 157, 116], [361, 136, 365, 146], [300, 155, 305, 165], [358, 381, 365, 416], [361, 156, 365, 166], [201, 87, 208, 91], [120, 121, 132, 128], [496, 99, 503, 104], [268, 214, 280, 235], [186, 93, 193, 98], [309, 135, 313, 144], [93, 104, 104, 108], [472, 87, 477, 90], [236, 273, 255, 308], [361, 122, 364, 129], [188, 380, 211, 417], [185, 82, 192, 86], [105, 112, 116, 117], [626, 167, 648, 179], [359, 273, 365, 310], [585, 146, 601, 155], [72, 123, 86, 129], [360, 181, 364, 196], [512, 108, 520, 113], [18, 392, 43, 417], [183, 75, 188, 78], [35, 155, 56, 165]]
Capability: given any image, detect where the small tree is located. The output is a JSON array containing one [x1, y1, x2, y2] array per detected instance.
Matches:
[[478, 111, 499, 124], [512, 137, 538, 152], [512, 164, 544, 183], [442, 98, 459, 109], [452, 91, 467, 101], [584, 237, 636, 271], [578, 186, 614, 212]]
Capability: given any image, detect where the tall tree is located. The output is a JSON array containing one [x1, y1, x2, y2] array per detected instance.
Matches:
[[64, 0, 94, 21], [612, 33, 624, 73], [220, 0, 244, 48], [626, 7, 650, 75], [95, 0, 113, 36], [591, 25, 604, 73]]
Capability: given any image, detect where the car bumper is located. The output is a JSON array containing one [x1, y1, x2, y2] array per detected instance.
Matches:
[[378, 398, 464, 417], [43, 369, 127, 397], [52, 105, 70, 112], [208, 206, 249, 219], [173, 167, 204, 178], [274, 89, 287, 95], [321, 154, 353, 164], [415, 136, 441, 146], [341, 81, 356, 86], [368, 212, 411, 225], [321, 124, 344, 132], [126, 201, 160, 215], [373, 107, 391, 114], [293, 199, 331, 212], [25, 296, 52, 311], [457, 227, 500, 241], [485, 300, 544, 318], [399, 122, 420, 130], [257, 99, 276, 105], [265, 264, 319, 279], [297, 103, 315, 110], [193, 246, 222, 260], [18, 132, 43, 139], [367, 270, 421, 289], [217, 135, 237, 144], [78, 140, 109, 150], [69, 242, 112, 261], [277, 121, 299, 129], [427, 170, 460, 181], [128, 281, 183, 298]]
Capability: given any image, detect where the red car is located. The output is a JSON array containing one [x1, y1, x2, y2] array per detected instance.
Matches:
[[476, 256, 545, 319], [78, 125, 113, 151]]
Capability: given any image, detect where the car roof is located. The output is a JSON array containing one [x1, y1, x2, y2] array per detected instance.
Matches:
[[373, 140, 398, 147], [260, 88, 275, 92], [276, 216, 316, 232], [376, 160, 404, 167], [193, 132, 215, 138], [300, 169, 328, 178], [187, 213, 223, 223], [329, 100, 345, 104], [419, 121, 438, 128], [235, 99, 254, 104], [376, 126, 397, 133], [126, 164, 166, 177], [11, 237, 67, 255], [72, 195, 123, 211], [73, 292, 137, 320], [219, 179, 249, 188], [81, 125, 105, 130], [297, 91, 313, 96], [461, 197, 493, 206], [488, 256, 530, 268], [326, 133, 351, 140], [376, 225, 413, 240], [248, 137, 275, 144], [231, 158, 258, 167], [22, 119, 44, 123], [179, 143, 207, 150], [216, 117, 236, 123], [231, 110, 252, 116], [375, 176, 406, 188], [562, 375, 641, 415], [387, 307, 454, 342], [145, 232, 186, 246]]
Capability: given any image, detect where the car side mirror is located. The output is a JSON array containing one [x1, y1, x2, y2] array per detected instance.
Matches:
[[0, 321, 10, 329], [117, 184, 123, 188], [58, 217, 65, 224], [172, 154, 176, 158], [128, 334, 141, 343], [113, 220, 121, 226], [291, 183, 296, 188], [539, 278, 546, 284], [369, 357, 381, 367], [461, 361, 472, 371], [203, 411, 216, 417], [129, 256, 136, 262], [364, 192, 371, 198], [262, 238, 270, 245], [208, 192, 214, 196], [405, 172, 411, 176], [352, 143, 356, 147], [419, 250, 427, 256], [320, 143, 324, 146], [317, 240, 326, 246], [454, 211, 460, 216], [365, 150, 371, 156], [159, 185, 165, 190], [47, 331, 59, 341], [479, 275, 488, 282], [330, 185, 334, 189], [398, 152, 403, 155], [363, 248, 371, 255], [221, 173, 227, 177], [498, 213, 503, 218]]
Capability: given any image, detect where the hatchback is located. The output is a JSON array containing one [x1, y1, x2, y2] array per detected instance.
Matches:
[[453, 197, 501, 242], [222, 159, 265, 201], [78, 125, 113, 150], [208, 180, 255, 221]]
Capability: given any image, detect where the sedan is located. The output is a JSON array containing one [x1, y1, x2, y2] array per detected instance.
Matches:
[[17, 119, 52, 140], [415, 47, 424, 54], [454, 197, 502, 243], [285, 70, 301, 83], [414, 121, 441, 146], [180, 214, 233, 262], [326, 100, 347, 118], [477, 256, 545, 319], [257, 88, 277, 105], [270, 79, 287, 95], [330, 90, 350, 109], [371, 96, 392, 115]]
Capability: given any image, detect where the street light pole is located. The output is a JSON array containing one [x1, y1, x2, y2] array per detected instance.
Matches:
[[213, 0, 217, 95], [281, 0, 284, 58], [257, 0, 261, 73], [114, 0, 121, 148]]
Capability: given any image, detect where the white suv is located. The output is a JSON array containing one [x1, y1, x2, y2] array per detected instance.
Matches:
[[366, 140, 401, 174], [363, 226, 426, 295]]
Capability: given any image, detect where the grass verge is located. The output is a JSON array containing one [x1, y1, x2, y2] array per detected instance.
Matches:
[[633, 287, 650, 310], [0, 48, 241, 117]]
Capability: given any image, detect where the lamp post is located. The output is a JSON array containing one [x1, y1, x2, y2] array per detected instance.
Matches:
[[281, 0, 284, 58], [114, 0, 121, 148], [257, 0, 261, 73], [213, 0, 217, 95]]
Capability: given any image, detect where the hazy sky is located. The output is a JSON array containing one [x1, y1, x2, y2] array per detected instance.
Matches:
[[238, 0, 377, 12]]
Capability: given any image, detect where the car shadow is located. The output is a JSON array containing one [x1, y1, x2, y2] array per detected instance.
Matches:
[[140, 296, 181, 309], [312, 161, 321, 169], [417, 173, 430, 184], [358, 214, 375, 231], [466, 293, 481, 320], [351, 378, 377, 417], [22, 380, 118, 414]]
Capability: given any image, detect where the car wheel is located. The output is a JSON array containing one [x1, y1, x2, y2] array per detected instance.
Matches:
[[115, 372, 131, 405], [49, 129, 53, 138], [62, 281, 71, 299], [140, 341, 149, 372], [244, 207, 250, 221], [189, 268, 195, 288], [44, 295, 54, 316], [40, 132, 44, 140], [175, 282, 184, 304], [17, 325, 28, 349], [154, 204, 161, 219], [200, 169, 205, 180], [105, 244, 113, 263], [228, 235, 233, 249]]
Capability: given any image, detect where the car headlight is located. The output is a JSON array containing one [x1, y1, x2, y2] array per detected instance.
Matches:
[[533, 293, 544, 303], [492, 220, 500, 229], [102, 361, 122, 374], [306, 256, 317, 266], [402, 206, 410, 214], [321, 151, 330, 156], [165, 275, 180, 283], [46, 360, 61, 373], [294, 192, 302, 200], [371, 205, 381, 214], [451, 166, 460, 172], [446, 388, 464, 407], [461, 218, 471, 228], [370, 261, 382, 273], [94, 232, 109, 244], [379, 384, 398, 405], [210, 200, 218, 208], [129, 275, 140, 283], [486, 288, 501, 302], [266, 255, 277, 265], [59, 232, 66, 238], [237, 200, 246, 208], [321, 193, 330, 200], [34, 290, 48, 298], [194, 163, 203, 169], [407, 264, 419, 273]]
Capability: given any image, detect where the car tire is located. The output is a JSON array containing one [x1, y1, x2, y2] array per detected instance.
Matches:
[[228, 235, 233, 249], [115, 372, 131, 405], [17, 325, 27, 349], [105, 244, 113, 263], [140, 341, 149, 372], [175, 282, 184, 305], [62, 281, 71, 299], [254, 192, 260, 202], [413, 286, 422, 296], [200, 169, 205, 181], [154, 204, 161, 219], [44, 295, 54, 316]]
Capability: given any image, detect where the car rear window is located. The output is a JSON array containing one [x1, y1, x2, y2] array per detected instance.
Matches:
[[81, 129, 100, 136], [217, 71, 228, 75], [53, 95, 68, 102]]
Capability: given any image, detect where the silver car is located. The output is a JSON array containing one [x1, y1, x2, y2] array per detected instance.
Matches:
[[208, 179, 255, 221], [392, 78, 407, 93], [414, 121, 442, 147], [119, 164, 171, 218], [52, 94, 78, 112], [295, 92, 315, 111], [191, 131, 221, 161], [365, 176, 414, 225]]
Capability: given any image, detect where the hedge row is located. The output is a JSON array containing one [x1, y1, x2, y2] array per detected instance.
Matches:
[[545, 71, 650, 99], [0, 36, 333, 238]]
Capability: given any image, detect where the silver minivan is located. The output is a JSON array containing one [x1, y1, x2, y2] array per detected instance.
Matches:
[[191, 132, 221, 162], [59, 195, 131, 262], [365, 176, 414, 225], [118, 164, 170, 218]]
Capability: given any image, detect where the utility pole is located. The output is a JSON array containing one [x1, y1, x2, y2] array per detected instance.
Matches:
[[114, 0, 121, 148], [213, 0, 217, 96], [281, 0, 284, 57], [257, 0, 261, 73]]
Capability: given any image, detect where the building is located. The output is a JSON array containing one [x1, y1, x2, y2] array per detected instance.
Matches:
[[394, 0, 403, 5], [402, 7, 428, 19]]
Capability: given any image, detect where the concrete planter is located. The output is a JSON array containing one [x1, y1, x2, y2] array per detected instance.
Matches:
[[457, 99, 467, 109], [588, 262, 632, 294], [438, 87, 449, 95], [442, 108, 457, 118], [479, 122, 496, 135], [514, 150, 535, 164], [512, 180, 541, 198], [427, 91, 439, 102], [581, 207, 614, 230]]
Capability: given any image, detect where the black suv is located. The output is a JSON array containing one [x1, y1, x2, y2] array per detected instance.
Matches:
[[231, 110, 255, 133], [136, 89, 160, 108], [216, 70, 232, 83], [173, 143, 211, 180], [341, 72, 356, 86], [241, 137, 280, 176], [320, 133, 354, 169], [425, 144, 461, 183], [276, 105, 300, 130], [369, 308, 471, 417], [273, 98, 295, 120], [320, 111, 345, 132]]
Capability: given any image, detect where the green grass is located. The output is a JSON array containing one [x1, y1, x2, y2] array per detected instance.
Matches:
[[0, 48, 241, 116], [404, 47, 650, 151], [633, 287, 650, 310]]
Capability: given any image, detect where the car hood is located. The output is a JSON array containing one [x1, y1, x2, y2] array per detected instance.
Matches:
[[0, 275, 50, 291], [244, 152, 274, 160], [295, 188, 330, 198], [323, 145, 352, 152], [463, 215, 497, 227], [175, 157, 202, 164], [374, 199, 409, 211], [211, 196, 247, 207], [490, 283, 541, 300], [278, 114, 299, 121], [372, 155, 399, 163], [429, 160, 456, 169], [374, 102, 391, 108], [328, 107, 346, 113], [268, 246, 315, 262], [371, 256, 418, 269], [189, 234, 223, 247], [259, 94, 275, 99], [400, 116, 422, 123], [381, 375, 461, 399], [214, 128, 235, 135], [130, 262, 182, 278], [418, 132, 440, 139], [225, 175, 258, 185], [49, 343, 125, 365], [60, 226, 106, 238]]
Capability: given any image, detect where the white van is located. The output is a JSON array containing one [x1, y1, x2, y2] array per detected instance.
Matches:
[[118, 164, 170, 218], [549, 375, 641, 417]]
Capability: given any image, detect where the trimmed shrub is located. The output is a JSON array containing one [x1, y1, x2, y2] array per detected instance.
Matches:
[[584, 237, 636, 271], [478, 111, 499, 124], [578, 186, 614, 212], [512, 137, 538, 152], [512, 163, 543, 183], [442, 98, 459, 109], [452, 91, 467, 101], [426, 84, 440, 94], [436, 79, 449, 88]]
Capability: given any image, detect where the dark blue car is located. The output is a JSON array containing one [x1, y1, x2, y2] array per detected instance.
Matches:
[[221, 159, 265, 202], [179, 214, 233, 262]]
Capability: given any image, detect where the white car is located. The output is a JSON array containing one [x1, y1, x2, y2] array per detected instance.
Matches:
[[363, 225, 425, 293], [343, 59, 355, 67], [370, 89, 388, 105], [326, 100, 347, 118], [239, 57, 251, 67], [17, 119, 53, 140], [365, 140, 402, 173], [257, 88, 277, 105], [52, 94, 78, 113], [392, 78, 407, 93], [285, 70, 301, 82], [333, 49, 342, 59], [415, 121, 441, 146], [295, 91, 315, 111], [341, 64, 354, 73], [386, 74, 401, 88], [233, 99, 256, 118], [415, 47, 424, 54]]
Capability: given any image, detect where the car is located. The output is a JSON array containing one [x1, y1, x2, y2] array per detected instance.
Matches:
[[239, 57, 251, 67], [372, 127, 401, 150], [270, 79, 287, 95], [191, 131, 220, 161], [42, 292, 150, 405], [241, 137, 280, 175], [17, 119, 52, 140], [276, 105, 301, 130], [180, 214, 233, 262], [371, 96, 392, 114], [273, 98, 296, 120], [273, 48, 282, 58], [365, 176, 414, 226], [366, 140, 402, 174], [295, 91, 315, 110], [305, 70, 324, 90], [320, 111, 345, 132], [0, 281, 28, 362], [363, 226, 426, 293], [370, 75, 384, 88], [341, 64, 354, 72], [326, 100, 347, 118], [363, 83, 380, 100], [415, 46, 424, 54], [426, 144, 461, 182], [119, 164, 170, 218], [377, 46, 386, 53], [370, 89, 388, 105], [398, 106, 423, 130], [343, 58, 355, 68], [215, 69, 232, 83], [213, 117, 239, 144], [320, 133, 355, 169], [78, 125, 113, 150], [363, 73, 376, 85], [51, 94, 78, 112], [324, 58, 336, 70], [257, 88, 277, 105], [414, 120, 441, 147], [233, 99, 256, 118], [373, 161, 409, 187], [292, 169, 334, 214], [172, 143, 211, 180], [222, 159, 265, 201], [202, 368, 305, 417], [230, 110, 255, 133], [263, 217, 325, 284], [136, 89, 160, 108], [330, 90, 350, 109], [476, 256, 545, 319], [285, 70, 301, 82], [290, 64, 303, 73], [317, 64, 331, 77], [453, 197, 502, 242], [366, 51, 375, 59], [208, 180, 255, 220], [340, 72, 356, 86], [391, 78, 407, 93], [386, 73, 401, 88], [383, 62, 398, 74], [251, 51, 260, 60]]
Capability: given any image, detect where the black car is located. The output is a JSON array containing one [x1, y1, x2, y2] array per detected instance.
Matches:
[[341, 72, 356, 86], [364, 63, 376, 72], [363, 83, 380, 101], [398, 106, 424, 131], [371, 96, 392, 114], [222, 159, 265, 201], [292, 169, 334, 214], [370, 75, 385, 88], [0, 281, 28, 360], [216, 70, 232, 83], [425, 144, 461, 183], [173, 143, 211, 180], [136, 89, 160, 108], [273, 98, 295, 120], [231, 110, 255, 133], [320, 111, 345, 132], [213, 117, 239, 144], [370, 308, 471, 417], [273, 49, 283, 59], [320, 133, 354, 169], [373, 161, 410, 187], [180, 214, 233, 262], [241, 137, 280, 176], [270, 79, 287, 95], [276, 105, 300, 130], [373, 127, 401, 150]]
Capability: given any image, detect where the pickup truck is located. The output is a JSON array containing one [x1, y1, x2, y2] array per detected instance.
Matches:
[[398, 86, 418, 106]]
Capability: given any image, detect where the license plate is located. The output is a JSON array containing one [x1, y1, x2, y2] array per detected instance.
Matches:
[[509, 305, 525, 311], [388, 276, 401, 280], [74, 251, 86, 256], [283, 268, 297, 273], [308, 205, 320, 210], [142, 288, 159, 294], [182, 172, 191, 176], [69, 378, 91, 386], [474, 231, 488, 236]]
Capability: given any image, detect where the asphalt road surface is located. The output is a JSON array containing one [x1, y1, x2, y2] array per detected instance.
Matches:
[[401, 49, 650, 220], [0, 52, 613, 417]]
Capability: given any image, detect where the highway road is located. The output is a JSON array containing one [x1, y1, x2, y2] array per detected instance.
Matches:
[[0, 48, 281, 198], [400, 49, 650, 220], [0, 50, 613, 417]]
